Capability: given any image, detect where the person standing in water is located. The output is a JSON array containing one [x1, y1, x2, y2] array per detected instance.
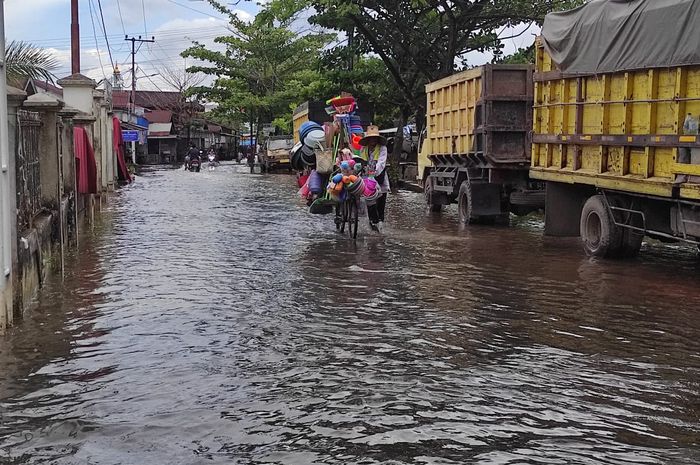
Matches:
[[359, 125, 390, 229]]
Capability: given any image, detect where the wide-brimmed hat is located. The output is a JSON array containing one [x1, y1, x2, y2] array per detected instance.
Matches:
[[359, 125, 386, 146]]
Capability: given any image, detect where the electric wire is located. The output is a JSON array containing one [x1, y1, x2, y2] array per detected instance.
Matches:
[[116, 0, 127, 35], [87, 0, 108, 81], [96, 0, 116, 69], [141, 0, 148, 35]]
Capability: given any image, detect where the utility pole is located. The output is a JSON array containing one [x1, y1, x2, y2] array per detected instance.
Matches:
[[71, 0, 80, 74], [125, 35, 155, 114], [125, 35, 154, 165]]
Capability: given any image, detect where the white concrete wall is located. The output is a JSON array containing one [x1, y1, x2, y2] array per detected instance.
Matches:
[[63, 86, 94, 114], [0, 0, 12, 332]]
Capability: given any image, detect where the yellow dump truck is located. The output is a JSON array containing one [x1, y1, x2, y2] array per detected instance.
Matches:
[[420, 64, 543, 222], [531, 0, 700, 257]]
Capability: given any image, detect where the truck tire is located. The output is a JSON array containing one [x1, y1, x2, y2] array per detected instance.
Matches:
[[606, 196, 643, 258], [424, 177, 443, 212], [458, 179, 509, 225], [580, 195, 622, 257], [458, 180, 474, 224]]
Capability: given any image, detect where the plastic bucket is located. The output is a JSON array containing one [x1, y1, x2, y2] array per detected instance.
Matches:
[[300, 149, 316, 167], [299, 121, 322, 141], [364, 177, 378, 192], [303, 129, 325, 149], [364, 187, 381, 206], [291, 150, 305, 171], [308, 170, 324, 194]]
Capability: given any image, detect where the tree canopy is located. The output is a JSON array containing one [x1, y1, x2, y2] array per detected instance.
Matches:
[[182, 1, 333, 138], [186, 0, 583, 138], [6, 41, 59, 86], [263, 0, 582, 114]]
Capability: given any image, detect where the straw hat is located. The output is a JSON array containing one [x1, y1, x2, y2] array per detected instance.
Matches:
[[359, 125, 386, 146]]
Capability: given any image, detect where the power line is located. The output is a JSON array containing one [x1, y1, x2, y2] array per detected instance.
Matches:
[[87, 0, 108, 81], [163, 0, 224, 20], [140, 69, 165, 93], [96, 0, 115, 69], [141, 0, 148, 35], [159, 1, 248, 42], [27, 26, 229, 46], [115, 0, 126, 35]]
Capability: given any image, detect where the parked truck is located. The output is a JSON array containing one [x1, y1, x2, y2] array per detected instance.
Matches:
[[420, 64, 544, 222], [531, 0, 700, 257], [261, 135, 294, 172]]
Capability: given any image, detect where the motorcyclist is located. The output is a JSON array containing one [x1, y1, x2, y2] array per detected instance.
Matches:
[[185, 143, 200, 170], [207, 148, 217, 170]]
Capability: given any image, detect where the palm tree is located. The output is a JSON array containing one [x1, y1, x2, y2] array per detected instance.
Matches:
[[5, 40, 59, 86]]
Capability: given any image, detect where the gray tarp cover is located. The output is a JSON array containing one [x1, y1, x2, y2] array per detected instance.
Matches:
[[541, 0, 700, 74]]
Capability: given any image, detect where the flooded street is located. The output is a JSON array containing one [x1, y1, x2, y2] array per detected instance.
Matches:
[[1, 162, 699, 464]]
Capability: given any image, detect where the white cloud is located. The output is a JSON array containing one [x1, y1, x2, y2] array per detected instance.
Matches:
[[462, 23, 540, 66]]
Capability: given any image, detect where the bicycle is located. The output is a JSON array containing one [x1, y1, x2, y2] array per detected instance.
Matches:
[[335, 190, 360, 239]]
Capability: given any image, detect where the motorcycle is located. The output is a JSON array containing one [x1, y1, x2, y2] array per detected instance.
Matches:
[[207, 153, 217, 171], [188, 156, 201, 172]]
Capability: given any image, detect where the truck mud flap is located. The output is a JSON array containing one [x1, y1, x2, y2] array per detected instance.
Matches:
[[544, 182, 594, 236], [470, 183, 503, 216]]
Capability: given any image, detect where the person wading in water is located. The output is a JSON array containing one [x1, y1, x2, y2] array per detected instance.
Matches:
[[360, 125, 390, 230]]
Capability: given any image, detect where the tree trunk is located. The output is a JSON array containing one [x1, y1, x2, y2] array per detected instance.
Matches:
[[387, 111, 408, 192]]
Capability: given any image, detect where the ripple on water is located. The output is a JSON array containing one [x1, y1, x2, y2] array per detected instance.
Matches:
[[0, 163, 699, 464]]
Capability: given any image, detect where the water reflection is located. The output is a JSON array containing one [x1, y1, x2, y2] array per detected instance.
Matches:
[[0, 163, 699, 464]]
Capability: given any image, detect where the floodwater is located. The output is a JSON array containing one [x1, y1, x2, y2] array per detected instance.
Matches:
[[1, 162, 699, 465]]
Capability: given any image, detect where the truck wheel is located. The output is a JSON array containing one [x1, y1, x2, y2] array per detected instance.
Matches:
[[607, 197, 643, 258], [424, 180, 442, 213], [458, 180, 474, 224], [580, 195, 622, 257]]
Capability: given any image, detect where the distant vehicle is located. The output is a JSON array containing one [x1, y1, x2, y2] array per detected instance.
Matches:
[[380, 126, 419, 162], [262, 135, 294, 172], [207, 153, 217, 171]]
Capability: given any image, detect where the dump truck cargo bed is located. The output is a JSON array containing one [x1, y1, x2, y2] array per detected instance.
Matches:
[[419, 65, 533, 179], [531, 41, 700, 201], [420, 65, 541, 222]]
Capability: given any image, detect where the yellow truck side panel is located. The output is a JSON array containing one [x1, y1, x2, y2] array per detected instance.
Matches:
[[292, 108, 309, 145], [418, 68, 483, 179], [532, 41, 700, 200]]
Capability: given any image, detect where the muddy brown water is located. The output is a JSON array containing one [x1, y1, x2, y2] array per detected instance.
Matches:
[[1, 163, 699, 464]]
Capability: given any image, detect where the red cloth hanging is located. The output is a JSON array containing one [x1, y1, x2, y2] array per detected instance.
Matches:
[[112, 117, 132, 183], [74, 127, 98, 194]]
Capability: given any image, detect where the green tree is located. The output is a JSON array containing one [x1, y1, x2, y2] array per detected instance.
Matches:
[[493, 45, 536, 64], [263, 0, 583, 177], [182, 1, 333, 149], [5, 40, 59, 86]]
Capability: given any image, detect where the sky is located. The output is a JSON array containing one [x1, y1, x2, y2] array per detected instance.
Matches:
[[4, 0, 256, 91], [4, 0, 537, 92]]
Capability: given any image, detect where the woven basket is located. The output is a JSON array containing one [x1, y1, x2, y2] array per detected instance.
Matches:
[[315, 148, 334, 174]]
